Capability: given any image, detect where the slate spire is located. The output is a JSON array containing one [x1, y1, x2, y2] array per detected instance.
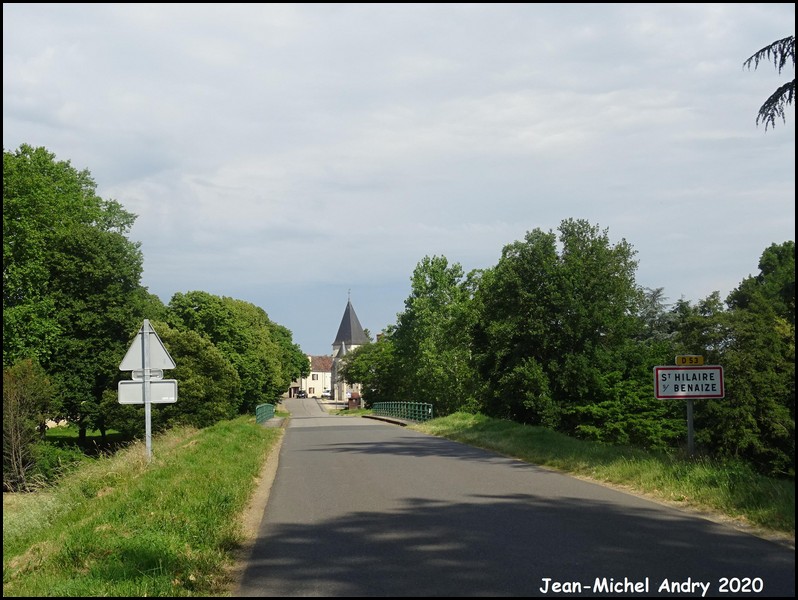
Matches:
[[332, 299, 369, 348]]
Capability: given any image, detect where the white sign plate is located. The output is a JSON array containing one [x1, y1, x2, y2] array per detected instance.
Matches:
[[654, 366, 724, 399], [118, 379, 178, 404]]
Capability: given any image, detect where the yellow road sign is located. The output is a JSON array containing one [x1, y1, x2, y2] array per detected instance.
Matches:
[[675, 355, 704, 366]]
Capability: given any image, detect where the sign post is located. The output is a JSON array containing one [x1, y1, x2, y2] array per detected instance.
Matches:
[[654, 361, 723, 458], [119, 320, 177, 460]]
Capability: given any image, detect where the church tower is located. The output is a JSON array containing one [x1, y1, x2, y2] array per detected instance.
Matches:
[[331, 297, 369, 403]]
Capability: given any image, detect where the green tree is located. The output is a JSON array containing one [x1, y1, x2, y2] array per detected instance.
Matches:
[[269, 322, 311, 384], [339, 335, 399, 406], [670, 293, 729, 362], [471, 228, 561, 424], [390, 256, 480, 415], [727, 241, 795, 324], [3, 359, 55, 491], [472, 219, 642, 431], [3, 145, 150, 439], [680, 243, 795, 477], [743, 35, 795, 130], [167, 291, 293, 413], [637, 287, 679, 342], [48, 224, 153, 438]]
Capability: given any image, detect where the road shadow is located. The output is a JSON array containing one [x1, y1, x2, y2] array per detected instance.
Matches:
[[237, 490, 794, 597]]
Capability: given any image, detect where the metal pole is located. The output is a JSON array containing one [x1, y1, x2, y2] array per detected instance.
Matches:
[[686, 398, 694, 458], [143, 319, 152, 461]]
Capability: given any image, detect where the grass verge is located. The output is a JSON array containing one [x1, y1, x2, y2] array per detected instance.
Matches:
[[3, 417, 281, 597]]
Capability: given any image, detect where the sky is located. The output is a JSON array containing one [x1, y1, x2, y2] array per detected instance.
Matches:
[[4, 3, 795, 357]]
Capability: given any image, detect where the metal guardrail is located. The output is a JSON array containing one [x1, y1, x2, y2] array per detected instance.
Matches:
[[255, 403, 275, 424], [372, 402, 434, 422]]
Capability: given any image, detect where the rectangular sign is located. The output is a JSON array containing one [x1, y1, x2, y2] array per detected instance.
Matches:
[[118, 379, 178, 404], [675, 355, 704, 366], [654, 366, 724, 399]]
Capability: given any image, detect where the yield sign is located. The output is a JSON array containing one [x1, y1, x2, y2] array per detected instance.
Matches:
[[119, 320, 176, 371]]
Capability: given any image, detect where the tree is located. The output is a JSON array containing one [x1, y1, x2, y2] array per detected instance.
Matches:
[[45, 223, 152, 438], [727, 241, 795, 324], [705, 305, 794, 477], [471, 228, 561, 424], [670, 241, 795, 477], [390, 256, 481, 415], [686, 243, 795, 477], [3, 145, 150, 439], [472, 219, 642, 430], [167, 291, 296, 413], [338, 335, 399, 406], [4, 145, 140, 366], [3, 359, 54, 491], [268, 322, 311, 384], [743, 35, 795, 130]]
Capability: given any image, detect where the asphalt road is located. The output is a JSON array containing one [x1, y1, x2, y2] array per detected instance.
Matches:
[[236, 397, 794, 597]]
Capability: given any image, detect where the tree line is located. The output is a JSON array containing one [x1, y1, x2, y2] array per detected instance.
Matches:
[[3, 143, 794, 489], [340, 222, 795, 479], [3, 144, 310, 491]]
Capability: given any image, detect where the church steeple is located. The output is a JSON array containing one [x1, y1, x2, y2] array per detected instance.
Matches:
[[332, 299, 369, 349], [331, 297, 367, 404]]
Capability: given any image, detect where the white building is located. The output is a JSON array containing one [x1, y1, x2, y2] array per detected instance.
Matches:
[[292, 355, 333, 398]]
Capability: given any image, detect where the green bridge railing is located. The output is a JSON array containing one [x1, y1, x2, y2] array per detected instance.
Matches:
[[372, 402, 434, 422], [255, 403, 275, 424]]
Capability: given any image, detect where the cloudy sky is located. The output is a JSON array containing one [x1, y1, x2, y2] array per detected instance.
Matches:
[[4, 4, 795, 356]]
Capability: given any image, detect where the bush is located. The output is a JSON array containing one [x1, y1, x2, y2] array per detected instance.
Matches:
[[3, 359, 55, 491], [29, 441, 90, 485]]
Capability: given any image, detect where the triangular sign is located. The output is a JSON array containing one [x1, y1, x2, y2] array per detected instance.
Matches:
[[119, 320, 176, 371]]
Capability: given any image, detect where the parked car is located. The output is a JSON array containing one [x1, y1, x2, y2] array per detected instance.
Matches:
[[296, 390, 307, 398], [321, 389, 331, 399]]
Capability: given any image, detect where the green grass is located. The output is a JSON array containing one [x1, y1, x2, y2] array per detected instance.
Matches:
[[3, 417, 282, 597], [412, 412, 795, 535]]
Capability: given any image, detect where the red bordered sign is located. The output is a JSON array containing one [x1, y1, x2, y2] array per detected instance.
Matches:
[[654, 366, 724, 399]]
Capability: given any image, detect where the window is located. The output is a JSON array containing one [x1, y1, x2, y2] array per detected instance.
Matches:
[[312, 374, 319, 380]]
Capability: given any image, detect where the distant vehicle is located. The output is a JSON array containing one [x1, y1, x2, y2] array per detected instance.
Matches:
[[321, 389, 331, 399], [296, 390, 307, 398]]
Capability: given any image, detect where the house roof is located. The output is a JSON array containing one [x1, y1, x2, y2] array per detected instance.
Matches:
[[332, 300, 369, 347], [310, 355, 333, 372]]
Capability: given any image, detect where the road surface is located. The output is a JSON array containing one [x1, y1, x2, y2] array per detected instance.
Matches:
[[237, 397, 794, 597]]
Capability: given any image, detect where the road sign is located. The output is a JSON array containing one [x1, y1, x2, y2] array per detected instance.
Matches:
[[654, 365, 724, 399], [118, 379, 178, 404], [119, 322, 176, 370], [118, 320, 178, 461], [675, 355, 704, 366]]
